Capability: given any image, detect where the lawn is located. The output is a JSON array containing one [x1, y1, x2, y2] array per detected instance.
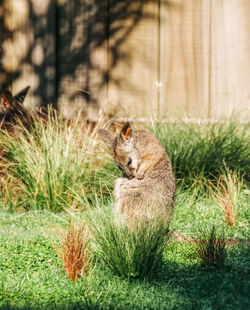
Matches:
[[0, 116, 249, 309]]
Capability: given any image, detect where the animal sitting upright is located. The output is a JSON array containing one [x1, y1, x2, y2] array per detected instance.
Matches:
[[98, 122, 176, 227]]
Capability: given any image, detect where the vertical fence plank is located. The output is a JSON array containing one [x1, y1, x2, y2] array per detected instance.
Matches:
[[210, 0, 250, 120], [159, 0, 210, 118], [107, 1, 159, 118]]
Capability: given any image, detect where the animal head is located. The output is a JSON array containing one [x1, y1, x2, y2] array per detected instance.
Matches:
[[98, 122, 141, 179], [0, 90, 13, 114], [0, 86, 30, 115]]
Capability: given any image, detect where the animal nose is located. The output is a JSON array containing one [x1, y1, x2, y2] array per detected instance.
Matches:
[[124, 168, 134, 179]]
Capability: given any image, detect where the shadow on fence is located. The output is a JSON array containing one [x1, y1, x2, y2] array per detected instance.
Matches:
[[0, 0, 171, 115]]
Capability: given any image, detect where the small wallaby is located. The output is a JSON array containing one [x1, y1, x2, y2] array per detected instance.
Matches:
[[98, 122, 176, 226], [0, 86, 30, 125]]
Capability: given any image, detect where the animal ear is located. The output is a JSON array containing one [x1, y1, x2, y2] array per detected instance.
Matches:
[[120, 122, 133, 142], [0, 90, 13, 111], [98, 128, 116, 150], [14, 86, 30, 104]]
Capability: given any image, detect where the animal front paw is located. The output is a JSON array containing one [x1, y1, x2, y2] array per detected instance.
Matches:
[[136, 172, 144, 180]]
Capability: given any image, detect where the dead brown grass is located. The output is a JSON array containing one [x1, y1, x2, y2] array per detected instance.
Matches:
[[61, 220, 91, 281], [208, 168, 242, 227]]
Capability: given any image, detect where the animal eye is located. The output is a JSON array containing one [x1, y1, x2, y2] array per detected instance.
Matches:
[[127, 157, 132, 166]]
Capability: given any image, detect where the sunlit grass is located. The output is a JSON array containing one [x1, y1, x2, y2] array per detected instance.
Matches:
[[0, 115, 248, 212], [0, 209, 249, 309], [88, 205, 169, 279], [208, 167, 244, 227], [0, 115, 249, 308], [0, 111, 115, 211], [151, 119, 250, 189]]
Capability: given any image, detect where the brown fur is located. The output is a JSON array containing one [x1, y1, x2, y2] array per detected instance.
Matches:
[[98, 122, 176, 226], [0, 86, 31, 128]]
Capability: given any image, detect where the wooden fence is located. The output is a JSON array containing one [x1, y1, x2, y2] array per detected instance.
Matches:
[[1, 0, 250, 120]]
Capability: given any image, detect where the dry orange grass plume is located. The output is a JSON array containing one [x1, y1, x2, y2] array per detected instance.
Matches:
[[61, 220, 91, 281], [209, 168, 243, 227]]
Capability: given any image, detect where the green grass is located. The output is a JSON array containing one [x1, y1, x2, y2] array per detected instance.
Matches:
[[0, 113, 118, 212], [0, 116, 249, 211], [88, 205, 169, 279], [171, 186, 250, 239], [151, 119, 250, 188], [0, 210, 249, 310], [0, 116, 249, 308]]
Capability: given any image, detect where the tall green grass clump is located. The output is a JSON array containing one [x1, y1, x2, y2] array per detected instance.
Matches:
[[151, 119, 250, 188], [0, 112, 109, 211], [88, 206, 169, 279]]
